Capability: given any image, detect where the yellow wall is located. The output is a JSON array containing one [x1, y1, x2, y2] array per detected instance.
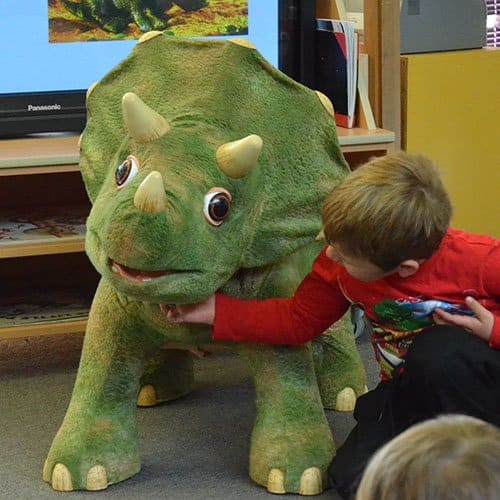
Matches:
[[401, 49, 500, 237]]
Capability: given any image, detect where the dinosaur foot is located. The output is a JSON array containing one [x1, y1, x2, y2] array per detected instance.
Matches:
[[137, 384, 158, 407], [136, 382, 194, 407], [43, 461, 108, 491], [267, 467, 322, 496], [335, 385, 368, 412]]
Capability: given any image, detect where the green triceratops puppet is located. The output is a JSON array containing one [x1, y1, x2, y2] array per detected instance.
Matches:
[[43, 33, 366, 495]]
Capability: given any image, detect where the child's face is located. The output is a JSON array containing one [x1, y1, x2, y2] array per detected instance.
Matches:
[[326, 244, 395, 282]]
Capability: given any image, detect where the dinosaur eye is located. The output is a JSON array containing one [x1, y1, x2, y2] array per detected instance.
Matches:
[[115, 155, 139, 188], [203, 188, 232, 226]]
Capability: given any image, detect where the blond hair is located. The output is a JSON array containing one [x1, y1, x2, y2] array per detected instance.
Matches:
[[322, 152, 452, 270], [356, 415, 500, 500]]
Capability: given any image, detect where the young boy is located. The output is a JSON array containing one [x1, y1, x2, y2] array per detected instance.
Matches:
[[355, 414, 500, 500], [164, 152, 500, 498]]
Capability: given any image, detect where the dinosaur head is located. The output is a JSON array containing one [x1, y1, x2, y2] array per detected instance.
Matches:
[[80, 34, 348, 305]]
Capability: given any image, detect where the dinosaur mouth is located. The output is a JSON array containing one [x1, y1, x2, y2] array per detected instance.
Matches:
[[110, 259, 167, 282]]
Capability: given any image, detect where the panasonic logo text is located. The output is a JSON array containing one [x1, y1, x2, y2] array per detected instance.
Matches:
[[27, 104, 62, 112]]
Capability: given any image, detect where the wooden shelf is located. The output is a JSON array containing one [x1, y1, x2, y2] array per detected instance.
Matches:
[[336, 127, 395, 153], [0, 130, 394, 176], [0, 133, 80, 175], [0, 236, 86, 259], [1, 319, 87, 339], [0, 163, 81, 177]]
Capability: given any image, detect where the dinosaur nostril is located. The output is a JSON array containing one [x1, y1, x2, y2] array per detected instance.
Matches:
[[133, 171, 168, 214]]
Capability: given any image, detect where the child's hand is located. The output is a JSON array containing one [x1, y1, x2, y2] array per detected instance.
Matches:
[[433, 296, 494, 343], [161, 295, 216, 325]]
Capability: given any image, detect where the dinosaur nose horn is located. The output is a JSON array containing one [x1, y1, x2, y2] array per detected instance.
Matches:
[[134, 171, 168, 214]]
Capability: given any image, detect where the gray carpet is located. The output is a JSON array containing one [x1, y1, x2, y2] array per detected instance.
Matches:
[[0, 332, 379, 500]]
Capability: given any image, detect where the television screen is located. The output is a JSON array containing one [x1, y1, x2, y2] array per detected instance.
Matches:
[[2, 1, 278, 95], [0, 0, 315, 136]]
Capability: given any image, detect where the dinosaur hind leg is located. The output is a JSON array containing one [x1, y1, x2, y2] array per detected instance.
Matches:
[[138, 348, 195, 407], [314, 313, 367, 411]]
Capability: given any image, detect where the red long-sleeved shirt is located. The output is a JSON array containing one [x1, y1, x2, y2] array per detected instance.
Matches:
[[213, 229, 500, 377]]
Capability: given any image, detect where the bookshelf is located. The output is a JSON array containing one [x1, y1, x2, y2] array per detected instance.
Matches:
[[0, 136, 98, 340], [316, 0, 401, 146]]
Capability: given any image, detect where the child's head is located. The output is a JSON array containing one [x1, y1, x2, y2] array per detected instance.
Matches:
[[355, 415, 500, 500], [322, 152, 452, 271]]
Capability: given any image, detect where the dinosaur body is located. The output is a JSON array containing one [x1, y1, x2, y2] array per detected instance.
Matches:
[[62, 0, 207, 32], [44, 34, 366, 495]]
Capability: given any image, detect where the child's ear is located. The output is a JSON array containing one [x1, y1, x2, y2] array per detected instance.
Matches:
[[396, 259, 422, 278]]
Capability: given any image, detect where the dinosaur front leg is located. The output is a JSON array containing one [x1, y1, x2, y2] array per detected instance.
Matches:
[[239, 344, 334, 496], [44, 280, 158, 491]]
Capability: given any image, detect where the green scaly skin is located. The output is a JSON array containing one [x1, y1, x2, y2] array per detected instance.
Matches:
[[44, 36, 366, 493]]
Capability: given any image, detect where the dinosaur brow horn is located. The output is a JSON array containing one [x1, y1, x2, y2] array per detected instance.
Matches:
[[122, 92, 171, 143], [216, 134, 263, 179]]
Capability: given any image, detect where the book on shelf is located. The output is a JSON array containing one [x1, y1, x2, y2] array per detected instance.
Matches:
[[315, 18, 359, 128], [0, 289, 91, 328], [0, 206, 87, 246]]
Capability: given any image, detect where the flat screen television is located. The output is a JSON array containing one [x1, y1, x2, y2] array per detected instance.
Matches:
[[0, 0, 316, 137]]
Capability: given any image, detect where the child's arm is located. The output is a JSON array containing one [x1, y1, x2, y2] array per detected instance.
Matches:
[[166, 249, 351, 345]]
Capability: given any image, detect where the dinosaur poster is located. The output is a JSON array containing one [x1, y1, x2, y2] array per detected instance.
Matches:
[[48, 0, 248, 42]]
